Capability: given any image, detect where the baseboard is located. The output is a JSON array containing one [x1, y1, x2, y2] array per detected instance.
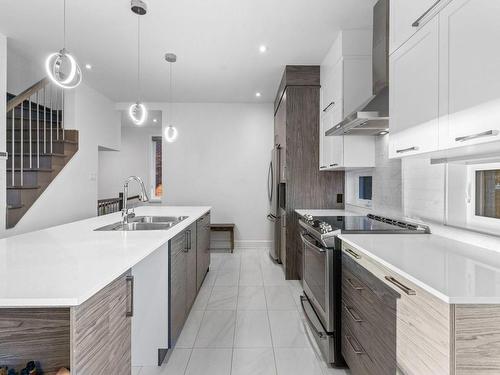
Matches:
[[210, 239, 272, 249]]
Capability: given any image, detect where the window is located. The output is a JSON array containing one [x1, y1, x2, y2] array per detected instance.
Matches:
[[475, 169, 500, 219], [151, 136, 162, 199], [466, 163, 500, 232]]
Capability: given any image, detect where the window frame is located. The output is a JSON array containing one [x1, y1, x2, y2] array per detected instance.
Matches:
[[466, 162, 500, 232]]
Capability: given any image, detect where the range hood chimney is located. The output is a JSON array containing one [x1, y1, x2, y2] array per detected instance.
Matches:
[[326, 0, 389, 136]]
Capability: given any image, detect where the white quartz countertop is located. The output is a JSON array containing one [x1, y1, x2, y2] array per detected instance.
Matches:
[[0, 206, 210, 308], [339, 233, 500, 304]]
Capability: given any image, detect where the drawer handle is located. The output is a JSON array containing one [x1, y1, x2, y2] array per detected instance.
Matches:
[[396, 146, 419, 154], [345, 248, 361, 259], [344, 305, 363, 323], [126, 275, 134, 317], [346, 278, 364, 291], [345, 334, 364, 355], [385, 276, 416, 295], [412, 0, 441, 27], [455, 130, 499, 143], [320, 165, 327, 169], [323, 101, 335, 112], [329, 163, 338, 167]]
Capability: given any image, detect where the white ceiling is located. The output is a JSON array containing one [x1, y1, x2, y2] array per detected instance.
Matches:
[[0, 0, 375, 103]]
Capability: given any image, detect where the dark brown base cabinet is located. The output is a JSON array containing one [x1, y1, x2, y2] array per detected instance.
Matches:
[[274, 66, 345, 279], [0, 271, 133, 375], [170, 214, 211, 347]]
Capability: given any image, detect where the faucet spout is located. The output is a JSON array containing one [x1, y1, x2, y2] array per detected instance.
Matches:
[[122, 176, 150, 224]]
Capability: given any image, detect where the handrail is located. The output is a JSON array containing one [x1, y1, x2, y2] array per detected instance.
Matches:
[[7, 77, 50, 112]]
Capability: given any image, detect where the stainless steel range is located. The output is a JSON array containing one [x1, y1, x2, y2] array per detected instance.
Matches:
[[298, 213, 429, 367]]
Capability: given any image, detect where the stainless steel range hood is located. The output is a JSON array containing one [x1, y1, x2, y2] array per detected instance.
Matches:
[[326, 0, 389, 136]]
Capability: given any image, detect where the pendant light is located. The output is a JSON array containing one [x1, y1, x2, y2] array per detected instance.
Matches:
[[128, 0, 148, 126], [45, 0, 82, 89], [164, 53, 179, 143]]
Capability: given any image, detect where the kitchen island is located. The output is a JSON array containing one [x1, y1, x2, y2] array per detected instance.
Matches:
[[0, 206, 211, 374]]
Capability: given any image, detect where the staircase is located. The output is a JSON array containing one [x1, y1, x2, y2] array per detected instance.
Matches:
[[6, 78, 79, 228]]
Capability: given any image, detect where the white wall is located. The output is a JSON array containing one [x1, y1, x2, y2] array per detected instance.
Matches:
[[2, 82, 121, 236], [6, 45, 44, 95], [98, 122, 162, 200], [161, 103, 274, 246]]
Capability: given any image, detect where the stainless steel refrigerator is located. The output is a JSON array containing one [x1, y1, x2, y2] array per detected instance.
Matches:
[[267, 145, 281, 262]]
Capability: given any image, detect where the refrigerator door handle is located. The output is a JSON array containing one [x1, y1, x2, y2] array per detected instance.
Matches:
[[267, 160, 274, 202]]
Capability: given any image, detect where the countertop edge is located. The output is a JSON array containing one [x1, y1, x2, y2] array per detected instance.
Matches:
[[0, 206, 211, 308]]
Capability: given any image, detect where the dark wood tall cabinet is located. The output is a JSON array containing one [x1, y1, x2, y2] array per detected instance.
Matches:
[[274, 66, 345, 280]]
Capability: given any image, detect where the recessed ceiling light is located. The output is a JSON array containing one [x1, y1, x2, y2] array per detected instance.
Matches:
[[85, 63, 92, 70], [255, 92, 262, 98], [259, 45, 267, 53], [378, 130, 389, 135], [153, 118, 158, 123]]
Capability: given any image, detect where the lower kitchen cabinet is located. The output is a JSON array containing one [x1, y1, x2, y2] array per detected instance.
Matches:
[[341, 241, 500, 375], [196, 212, 211, 291], [0, 271, 133, 375]]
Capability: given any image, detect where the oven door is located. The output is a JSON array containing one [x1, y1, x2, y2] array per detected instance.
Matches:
[[301, 231, 333, 332]]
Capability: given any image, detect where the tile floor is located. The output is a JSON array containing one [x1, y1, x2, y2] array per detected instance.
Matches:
[[132, 248, 350, 375]]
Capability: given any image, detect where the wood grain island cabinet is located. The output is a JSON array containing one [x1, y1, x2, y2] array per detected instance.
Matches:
[[0, 213, 211, 374], [341, 241, 500, 375]]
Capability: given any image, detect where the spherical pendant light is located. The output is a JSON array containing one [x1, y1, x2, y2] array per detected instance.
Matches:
[[46, 1, 82, 89], [129, 102, 148, 125], [164, 53, 179, 142], [128, 0, 148, 125], [164, 125, 178, 143]]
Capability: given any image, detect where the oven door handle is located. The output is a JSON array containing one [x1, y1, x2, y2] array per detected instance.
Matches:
[[300, 295, 328, 339], [300, 232, 326, 253]]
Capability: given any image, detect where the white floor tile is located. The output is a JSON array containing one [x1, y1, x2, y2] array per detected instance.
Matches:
[[238, 286, 267, 310], [234, 310, 272, 347], [268, 310, 309, 348], [202, 269, 217, 286], [232, 348, 277, 375], [184, 348, 232, 375], [194, 310, 236, 348], [265, 286, 297, 310], [261, 266, 287, 286], [139, 349, 192, 375], [239, 268, 264, 286], [206, 286, 238, 310], [176, 310, 204, 348], [132, 366, 142, 375], [191, 283, 213, 311], [214, 268, 240, 286], [274, 348, 323, 375]]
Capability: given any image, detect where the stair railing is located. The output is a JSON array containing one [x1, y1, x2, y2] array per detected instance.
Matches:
[[6, 77, 65, 186]]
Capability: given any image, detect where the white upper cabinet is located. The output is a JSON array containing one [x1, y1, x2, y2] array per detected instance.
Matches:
[[320, 30, 375, 170], [390, 0, 448, 54], [439, 0, 500, 149], [389, 17, 439, 158]]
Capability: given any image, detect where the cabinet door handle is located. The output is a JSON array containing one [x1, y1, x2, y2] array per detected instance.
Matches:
[[346, 277, 364, 291], [330, 163, 338, 167], [412, 0, 441, 27], [385, 276, 416, 295], [344, 304, 363, 323], [322, 101, 335, 112], [126, 275, 134, 317], [455, 130, 499, 143], [396, 146, 419, 154], [320, 165, 327, 169], [345, 334, 364, 355], [184, 230, 191, 252], [345, 248, 361, 259]]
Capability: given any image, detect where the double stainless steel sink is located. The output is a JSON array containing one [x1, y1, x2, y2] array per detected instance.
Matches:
[[95, 215, 188, 231]]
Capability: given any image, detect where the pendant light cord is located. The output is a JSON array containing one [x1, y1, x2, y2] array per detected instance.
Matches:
[[137, 15, 141, 103], [63, 0, 66, 48], [169, 61, 173, 123]]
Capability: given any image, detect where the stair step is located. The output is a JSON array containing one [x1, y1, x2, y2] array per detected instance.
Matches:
[[7, 185, 40, 190], [7, 204, 24, 210]]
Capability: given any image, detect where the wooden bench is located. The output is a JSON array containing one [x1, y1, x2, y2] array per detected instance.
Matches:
[[209, 224, 235, 253]]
